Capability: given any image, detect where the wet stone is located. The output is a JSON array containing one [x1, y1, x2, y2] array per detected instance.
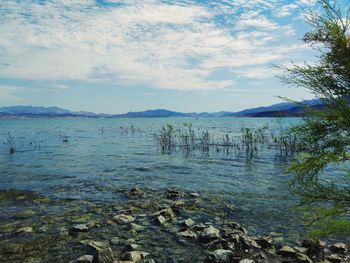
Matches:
[[189, 192, 200, 198], [330, 242, 347, 254], [277, 246, 297, 258], [76, 254, 94, 263], [155, 215, 167, 225], [126, 244, 141, 251], [200, 226, 220, 241], [113, 214, 135, 224], [183, 218, 195, 228], [178, 230, 197, 240], [124, 251, 150, 262], [297, 253, 313, 263], [15, 226, 33, 234], [206, 249, 234, 263], [72, 224, 89, 232], [325, 255, 342, 263], [239, 259, 254, 263], [110, 237, 120, 245], [96, 247, 114, 263], [130, 223, 145, 232]]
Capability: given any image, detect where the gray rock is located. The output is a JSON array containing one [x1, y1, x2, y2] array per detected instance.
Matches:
[[87, 240, 109, 251], [96, 247, 114, 263], [16, 226, 33, 234], [72, 224, 89, 232], [277, 246, 297, 258], [130, 223, 145, 231], [155, 215, 167, 225], [113, 214, 135, 224], [76, 255, 94, 263], [239, 260, 254, 263], [189, 192, 200, 198], [183, 218, 195, 227], [200, 226, 220, 241], [206, 249, 234, 263], [124, 251, 150, 262], [178, 230, 197, 240]]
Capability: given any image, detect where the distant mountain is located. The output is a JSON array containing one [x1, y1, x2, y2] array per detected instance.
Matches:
[[234, 99, 321, 117], [0, 100, 324, 118], [114, 109, 187, 118], [0, 106, 111, 118]]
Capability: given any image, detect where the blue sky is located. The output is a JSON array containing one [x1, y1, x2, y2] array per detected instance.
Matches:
[[0, 0, 333, 113]]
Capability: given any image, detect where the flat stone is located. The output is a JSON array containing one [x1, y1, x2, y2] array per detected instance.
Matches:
[[155, 215, 167, 225], [124, 251, 150, 262], [113, 214, 135, 224], [87, 240, 109, 251], [277, 246, 297, 258], [72, 224, 89, 232], [207, 249, 234, 263], [178, 230, 197, 240], [239, 260, 254, 263], [130, 223, 145, 231], [189, 192, 200, 198], [76, 255, 94, 263], [16, 226, 33, 234]]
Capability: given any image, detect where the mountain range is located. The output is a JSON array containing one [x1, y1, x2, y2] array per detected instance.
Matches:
[[0, 100, 322, 118]]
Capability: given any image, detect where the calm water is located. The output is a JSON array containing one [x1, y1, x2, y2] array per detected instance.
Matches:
[[0, 117, 306, 239]]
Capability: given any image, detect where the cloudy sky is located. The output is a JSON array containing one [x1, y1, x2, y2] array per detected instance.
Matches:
[[0, 0, 332, 113]]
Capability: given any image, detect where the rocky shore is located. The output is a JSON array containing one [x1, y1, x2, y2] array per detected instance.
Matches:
[[0, 188, 349, 263]]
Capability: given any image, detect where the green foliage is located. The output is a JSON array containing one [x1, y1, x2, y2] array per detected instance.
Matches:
[[281, 0, 350, 238]]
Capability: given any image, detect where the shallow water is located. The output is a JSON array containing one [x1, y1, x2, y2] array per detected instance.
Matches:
[[0, 117, 320, 261]]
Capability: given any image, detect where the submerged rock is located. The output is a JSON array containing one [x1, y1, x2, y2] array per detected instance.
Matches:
[[189, 192, 200, 198], [110, 237, 120, 245], [178, 230, 197, 240], [239, 259, 254, 263], [130, 223, 145, 232], [15, 226, 33, 234], [113, 214, 135, 224]]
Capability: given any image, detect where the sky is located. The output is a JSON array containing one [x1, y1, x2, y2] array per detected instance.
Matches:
[[0, 0, 332, 113]]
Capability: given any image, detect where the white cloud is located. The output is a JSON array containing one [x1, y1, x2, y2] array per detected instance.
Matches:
[[0, 0, 313, 91]]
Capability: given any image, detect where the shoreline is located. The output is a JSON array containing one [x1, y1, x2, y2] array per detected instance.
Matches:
[[0, 187, 348, 263]]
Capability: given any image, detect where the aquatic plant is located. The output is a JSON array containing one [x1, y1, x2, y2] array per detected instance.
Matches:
[[4, 132, 16, 154]]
